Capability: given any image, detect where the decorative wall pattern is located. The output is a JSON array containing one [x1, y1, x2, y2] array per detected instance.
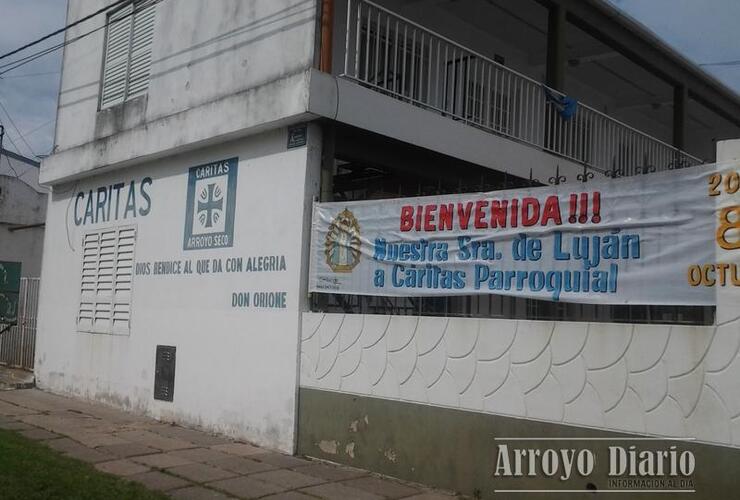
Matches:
[[300, 313, 740, 447]]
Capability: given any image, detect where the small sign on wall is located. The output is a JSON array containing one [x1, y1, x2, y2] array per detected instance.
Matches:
[[183, 158, 238, 251], [287, 124, 307, 149]]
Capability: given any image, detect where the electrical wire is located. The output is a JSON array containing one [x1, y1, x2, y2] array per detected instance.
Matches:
[[0, 0, 162, 77], [0, 118, 55, 160], [0, 94, 39, 158], [0, 0, 171, 166], [0, 0, 132, 62], [3, 154, 20, 179], [0, 71, 60, 80], [700, 60, 740, 67], [64, 181, 80, 251], [18, 118, 55, 139], [0, 122, 24, 158], [0, 0, 166, 160], [0, 43, 66, 73]]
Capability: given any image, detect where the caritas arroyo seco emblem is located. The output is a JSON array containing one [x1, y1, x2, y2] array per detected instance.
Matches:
[[324, 208, 362, 273], [183, 157, 238, 251]]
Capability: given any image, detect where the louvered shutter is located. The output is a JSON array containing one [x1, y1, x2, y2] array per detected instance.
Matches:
[[112, 227, 135, 334], [100, 4, 134, 108], [78, 233, 99, 331], [100, 1, 156, 108], [93, 229, 116, 331], [127, 2, 156, 98], [78, 226, 136, 335]]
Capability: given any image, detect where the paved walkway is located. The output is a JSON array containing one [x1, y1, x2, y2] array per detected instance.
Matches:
[[0, 388, 461, 499]]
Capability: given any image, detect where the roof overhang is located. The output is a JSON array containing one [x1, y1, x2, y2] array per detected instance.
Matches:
[[536, 0, 740, 128]]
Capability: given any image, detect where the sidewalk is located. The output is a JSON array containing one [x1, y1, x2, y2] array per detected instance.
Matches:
[[0, 388, 461, 500]]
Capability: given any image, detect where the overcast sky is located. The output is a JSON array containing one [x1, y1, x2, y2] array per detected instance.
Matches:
[[0, 0, 66, 159], [607, 0, 740, 91], [0, 0, 738, 160]]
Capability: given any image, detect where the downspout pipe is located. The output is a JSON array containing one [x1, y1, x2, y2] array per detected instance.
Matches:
[[320, 0, 334, 73]]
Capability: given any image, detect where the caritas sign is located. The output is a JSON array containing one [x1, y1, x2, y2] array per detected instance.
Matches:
[[309, 162, 740, 305]]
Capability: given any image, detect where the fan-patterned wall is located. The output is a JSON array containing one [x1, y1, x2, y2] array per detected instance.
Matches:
[[300, 313, 740, 447]]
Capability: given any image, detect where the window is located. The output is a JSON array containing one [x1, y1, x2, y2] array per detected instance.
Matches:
[[78, 227, 136, 334], [100, 0, 156, 108]]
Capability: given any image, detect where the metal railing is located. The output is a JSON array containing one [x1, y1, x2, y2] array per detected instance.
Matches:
[[340, 0, 702, 176], [0, 278, 39, 371]]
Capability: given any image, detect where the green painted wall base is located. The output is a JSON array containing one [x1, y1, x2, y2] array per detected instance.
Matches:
[[298, 387, 740, 499]]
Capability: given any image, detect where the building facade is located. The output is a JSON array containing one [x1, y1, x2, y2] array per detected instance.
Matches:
[[37, 0, 740, 496], [0, 149, 46, 277]]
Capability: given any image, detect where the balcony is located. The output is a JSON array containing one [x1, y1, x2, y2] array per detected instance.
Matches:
[[335, 0, 703, 177]]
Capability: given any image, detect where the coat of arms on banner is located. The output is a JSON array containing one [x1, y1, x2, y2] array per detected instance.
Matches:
[[183, 157, 238, 250], [325, 208, 361, 272]]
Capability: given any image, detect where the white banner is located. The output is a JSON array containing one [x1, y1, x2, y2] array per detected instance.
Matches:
[[309, 162, 740, 305]]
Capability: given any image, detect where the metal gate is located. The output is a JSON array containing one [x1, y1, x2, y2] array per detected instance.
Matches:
[[0, 277, 39, 370]]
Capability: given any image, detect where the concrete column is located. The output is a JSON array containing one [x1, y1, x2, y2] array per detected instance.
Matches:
[[673, 84, 688, 150], [546, 4, 566, 91]]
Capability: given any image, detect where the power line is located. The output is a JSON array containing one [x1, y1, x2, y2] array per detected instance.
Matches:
[[0, 71, 60, 80], [0, 118, 56, 157], [700, 60, 740, 67], [4, 153, 21, 178], [0, 0, 163, 77], [0, 0, 132, 62], [0, 94, 39, 158], [19, 118, 55, 139], [0, 43, 66, 75], [0, 123, 23, 158], [0, 0, 165, 161]]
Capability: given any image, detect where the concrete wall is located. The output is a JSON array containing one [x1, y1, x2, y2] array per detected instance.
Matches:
[[0, 175, 47, 277], [298, 139, 740, 494], [36, 126, 321, 452], [43, 0, 319, 184], [300, 313, 740, 447], [298, 388, 740, 498]]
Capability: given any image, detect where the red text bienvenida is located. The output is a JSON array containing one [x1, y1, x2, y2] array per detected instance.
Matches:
[[399, 192, 601, 232]]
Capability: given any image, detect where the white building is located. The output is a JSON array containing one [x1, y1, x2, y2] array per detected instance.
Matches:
[[37, 0, 740, 495], [0, 148, 46, 277]]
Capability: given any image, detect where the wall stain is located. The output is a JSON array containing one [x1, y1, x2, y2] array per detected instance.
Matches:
[[318, 439, 339, 455]]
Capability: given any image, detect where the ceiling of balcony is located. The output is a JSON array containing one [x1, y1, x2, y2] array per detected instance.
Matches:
[[386, 0, 739, 159]]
